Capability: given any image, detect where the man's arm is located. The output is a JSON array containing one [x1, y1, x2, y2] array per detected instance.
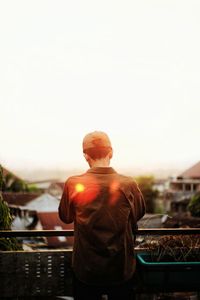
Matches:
[[121, 179, 145, 225], [58, 181, 75, 224], [132, 182, 146, 221]]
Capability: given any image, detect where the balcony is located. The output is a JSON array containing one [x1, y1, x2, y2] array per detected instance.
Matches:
[[0, 228, 200, 299]]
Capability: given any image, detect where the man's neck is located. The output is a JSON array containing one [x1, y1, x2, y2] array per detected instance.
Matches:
[[90, 158, 110, 168]]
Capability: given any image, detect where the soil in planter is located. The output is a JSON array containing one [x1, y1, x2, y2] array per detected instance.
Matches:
[[146, 253, 200, 262], [140, 235, 200, 263]]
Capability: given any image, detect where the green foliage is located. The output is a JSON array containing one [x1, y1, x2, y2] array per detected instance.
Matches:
[[0, 165, 5, 191], [0, 194, 12, 230], [0, 196, 22, 250], [9, 178, 27, 192], [154, 203, 164, 214], [0, 165, 23, 251], [1, 171, 39, 193], [188, 192, 200, 217], [135, 175, 159, 213], [26, 184, 39, 192], [3, 175, 27, 192], [0, 237, 22, 251]]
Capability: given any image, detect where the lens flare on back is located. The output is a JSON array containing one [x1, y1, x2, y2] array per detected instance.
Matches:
[[109, 180, 120, 205], [69, 175, 100, 205], [75, 183, 85, 193]]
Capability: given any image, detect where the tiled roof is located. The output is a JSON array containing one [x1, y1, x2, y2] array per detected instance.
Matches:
[[54, 182, 65, 189], [163, 216, 200, 228], [25, 193, 59, 211], [49, 182, 65, 189], [2, 192, 40, 206], [179, 161, 200, 179], [37, 212, 74, 248]]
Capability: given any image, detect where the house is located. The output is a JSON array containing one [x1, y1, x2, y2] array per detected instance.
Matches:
[[138, 213, 165, 228], [5, 193, 72, 248], [37, 212, 74, 248], [163, 215, 200, 228], [170, 160, 200, 193], [2, 192, 40, 206], [47, 182, 65, 198], [170, 197, 191, 216], [2, 192, 40, 230], [164, 161, 200, 213], [153, 179, 169, 194], [3, 192, 61, 234], [24, 193, 60, 212]]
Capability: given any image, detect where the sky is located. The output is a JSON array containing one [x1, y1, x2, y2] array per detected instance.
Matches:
[[0, 0, 200, 178]]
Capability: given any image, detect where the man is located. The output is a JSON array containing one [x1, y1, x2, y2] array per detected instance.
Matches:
[[59, 131, 145, 300]]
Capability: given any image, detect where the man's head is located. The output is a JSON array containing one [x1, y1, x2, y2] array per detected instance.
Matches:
[[82, 131, 113, 165]]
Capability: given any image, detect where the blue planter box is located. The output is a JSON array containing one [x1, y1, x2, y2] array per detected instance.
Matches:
[[136, 253, 200, 291]]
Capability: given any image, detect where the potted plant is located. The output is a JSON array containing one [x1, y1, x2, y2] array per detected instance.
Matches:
[[136, 234, 200, 291]]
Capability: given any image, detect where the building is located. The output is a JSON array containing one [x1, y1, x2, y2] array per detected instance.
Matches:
[[37, 212, 74, 248], [2, 192, 40, 230], [164, 161, 200, 214], [48, 182, 65, 198], [24, 193, 60, 212], [2, 192, 40, 206]]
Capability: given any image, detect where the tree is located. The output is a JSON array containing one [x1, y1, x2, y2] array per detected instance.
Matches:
[[2, 170, 39, 192], [135, 175, 159, 213], [188, 192, 200, 217]]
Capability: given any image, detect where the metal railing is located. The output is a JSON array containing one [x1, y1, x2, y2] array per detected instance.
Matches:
[[1, 228, 200, 237]]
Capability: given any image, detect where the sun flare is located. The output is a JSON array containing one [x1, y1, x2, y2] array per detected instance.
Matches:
[[75, 183, 85, 193]]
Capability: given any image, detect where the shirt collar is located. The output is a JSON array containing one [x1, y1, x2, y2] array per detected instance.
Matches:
[[87, 167, 117, 174]]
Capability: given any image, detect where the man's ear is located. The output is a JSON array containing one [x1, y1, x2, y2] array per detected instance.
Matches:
[[84, 153, 92, 167], [84, 153, 90, 162], [109, 148, 113, 159]]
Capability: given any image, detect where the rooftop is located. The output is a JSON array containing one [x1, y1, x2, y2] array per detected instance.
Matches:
[[179, 161, 200, 179]]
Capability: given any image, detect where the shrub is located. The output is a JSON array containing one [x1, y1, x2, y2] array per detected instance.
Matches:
[[135, 176, 159, 213], [188, 192, 200, 217]]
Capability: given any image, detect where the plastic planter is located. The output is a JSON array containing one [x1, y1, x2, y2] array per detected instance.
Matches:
[[136, 253, 200, 292]]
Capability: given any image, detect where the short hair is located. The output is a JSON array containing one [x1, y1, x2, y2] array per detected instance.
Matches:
[[83, 146, 112, 160]]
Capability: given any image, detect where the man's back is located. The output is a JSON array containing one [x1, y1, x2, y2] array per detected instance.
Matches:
[[59, 166, 145, 285]]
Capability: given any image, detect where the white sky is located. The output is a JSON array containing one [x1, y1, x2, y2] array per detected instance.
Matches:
[[0, 0, 200, 175]]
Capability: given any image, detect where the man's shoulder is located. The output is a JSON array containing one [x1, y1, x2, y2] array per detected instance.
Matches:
[[64, 172, 88, 185], [117, 173, 138, 186], [64, 171, 138, 189]]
